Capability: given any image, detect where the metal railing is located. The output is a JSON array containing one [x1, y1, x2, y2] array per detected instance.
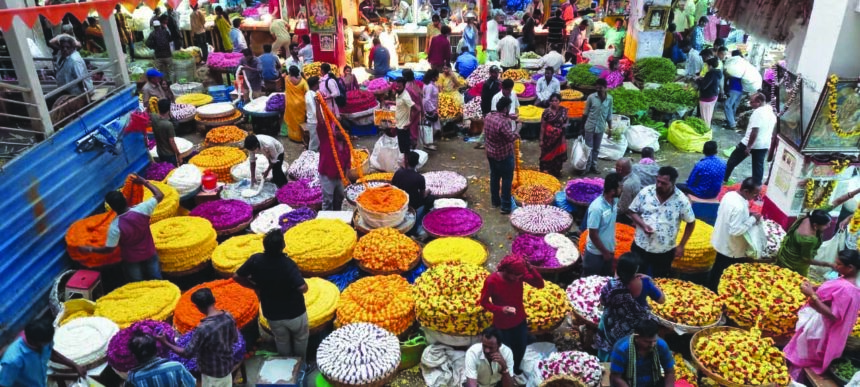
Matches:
[[0, 56, 126, 164]]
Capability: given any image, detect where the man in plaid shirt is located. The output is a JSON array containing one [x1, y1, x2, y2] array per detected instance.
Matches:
[[484, 96, 519, 215], [159, 288, 239, 387]]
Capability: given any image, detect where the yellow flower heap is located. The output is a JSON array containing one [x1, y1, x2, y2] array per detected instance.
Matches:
[[673, 353, 698, 386], [204, 125, 247, 146], [175, 93, 213, 107], [354, 227, 420, 273], [693, 327, 790, 385], [422, 237, 488, 266], [359, 172, 394, 183], [261, 277, 340, 330], [94, 280, 180, 328], [414, 263, 492, 335], [513, 170, 561, 192], [718, 263, 806, 337], [672, 220, 716, 273], [212, 234, 264, 275], [336, 275, 415, 335], [519, 106, 545, 122], [439, 92, 462, 120], [650, 278, 721, 327], [523, 282, 571, 332], [189, 146, 247, 182], [501, 69, 530, 81], [283, 219, 356, 275], [151, 216, 218, 273]]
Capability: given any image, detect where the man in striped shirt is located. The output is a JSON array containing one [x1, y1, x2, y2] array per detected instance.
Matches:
[[127, 334, 197, 387]]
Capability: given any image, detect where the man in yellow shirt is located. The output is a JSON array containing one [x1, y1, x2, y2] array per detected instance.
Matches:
[[270, 18, 291, 58], [190, 4, 208, 61]]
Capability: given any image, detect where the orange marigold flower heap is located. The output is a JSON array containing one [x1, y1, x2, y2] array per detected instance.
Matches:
[[189, 146, 247, 182], [173, 279, 259, 333], [578, 223, 635, 259], [204, 126, 247, 146], [356, 186, 408, 213], [354, 227, 420, 273], [351, 149, 369, 167], [560, 101, 586, 118], [121, 175, 145, 207], [336, 275, 415, 335], [66, 213, 122, 268]]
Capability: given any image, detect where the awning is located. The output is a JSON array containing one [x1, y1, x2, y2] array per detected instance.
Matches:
[[0, 0, 186, 31]]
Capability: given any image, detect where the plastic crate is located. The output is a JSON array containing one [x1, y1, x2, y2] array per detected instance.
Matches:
[[350, 124, 378, 136], [208, 85, 233, 102]]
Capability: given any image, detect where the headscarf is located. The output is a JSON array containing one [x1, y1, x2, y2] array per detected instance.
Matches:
[[498, 254, 528, 275]]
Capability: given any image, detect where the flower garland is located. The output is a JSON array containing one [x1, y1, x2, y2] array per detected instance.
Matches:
[[850, 206, 860, 234], [107, 320, 175, 372], [578, 224, 636, 259], [51, 317, 119, 369], [524, 282, 571, 332], [422, 237, 487, 266], [189, 199, 253, 230], [804, 179, 836, 210], [414, 264, 492, 335], [514, 139, 522, 187], [422, 207, 483, 237], [827, 74, 860, 138], [173, 279, 259, 334], [94, 280, 181, 328], [278, 207, 317, 233], [212, 234, 264, 275], [316, 92, 363, 186], [336, 275, 416, 335], [283, 219, 357, 274], [66, 213, 122, 268], [832, 158, 851, 174], [151, 216, 218, 273], [354, 227, 420, 273]]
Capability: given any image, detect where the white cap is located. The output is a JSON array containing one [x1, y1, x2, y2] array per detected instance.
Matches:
[[153, 20, 161, 26]]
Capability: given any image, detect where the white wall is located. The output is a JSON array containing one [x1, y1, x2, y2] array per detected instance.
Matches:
[[829, 0, 860, 78]]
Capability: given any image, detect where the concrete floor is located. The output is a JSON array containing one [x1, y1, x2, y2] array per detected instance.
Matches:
[[183, 105, 754, 387]]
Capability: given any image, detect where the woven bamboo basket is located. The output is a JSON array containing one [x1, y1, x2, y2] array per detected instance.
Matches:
[[50, 270, 77, 316], [690, 326, 780, 387], [652, 311, 725, 335], [530, 316, 566, 336], [571, 307, 599, 329], [540, 374, 588, 387]]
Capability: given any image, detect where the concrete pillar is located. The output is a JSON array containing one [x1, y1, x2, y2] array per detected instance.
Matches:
[[100, 11, 131, 87], [1, 0, 54, 136]]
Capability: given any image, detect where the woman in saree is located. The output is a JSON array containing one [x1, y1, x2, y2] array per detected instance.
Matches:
[[214, 6, 233, 52], [282, 65, 308, 140], [776, 187, 860, 276], [595, 252, 665, 361], [539, 93, 568, 176], [342, 66, 360, 91], [784, 249, 860, 381], [436, 63, 465, 93]]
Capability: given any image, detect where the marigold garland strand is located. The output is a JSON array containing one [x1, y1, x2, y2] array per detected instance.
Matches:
[[827, 74, 860, 138], [316, 92, 366, 187]]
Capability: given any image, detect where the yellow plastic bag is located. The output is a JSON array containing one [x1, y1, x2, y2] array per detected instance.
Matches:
[[668, 120, 713, 153]]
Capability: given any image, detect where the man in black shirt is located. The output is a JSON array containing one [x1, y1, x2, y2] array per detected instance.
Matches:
[[476, 65, 502, 149], [234, 230, 309, 358], [392, 151, 431, 237], [545, 9, 566, 48]]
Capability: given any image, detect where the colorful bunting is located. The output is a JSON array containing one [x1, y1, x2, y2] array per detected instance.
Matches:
[[0, 0, 122, 31]]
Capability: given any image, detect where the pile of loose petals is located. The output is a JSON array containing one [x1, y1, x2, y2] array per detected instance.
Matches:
[[356, 186, 408, 213], [276, 178, 322, 208], [336, 275, 415, 335], [422, 207, 483, 237], [565, 178, 604, 204], [278, 207, 317, 233], [189, 199, 253, 231], [354, 227, 420, 273], [578, 223, 635, 259]]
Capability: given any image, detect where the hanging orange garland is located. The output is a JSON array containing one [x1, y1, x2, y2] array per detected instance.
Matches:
[[316, 92, 366, 187]]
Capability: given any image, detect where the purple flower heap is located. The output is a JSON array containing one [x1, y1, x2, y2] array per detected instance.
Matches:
[[519, 83, 537, 98], [144, 162, 176, 181], [189, 199, 253, 230], [565, 177, 604, 204], [279, 207, 317, 232], [276, 178, 322, 207], [422, 207, 482, 237], [169, 329, 245, 374], [107, 320, 175, 373], [512, 233, 560, 268], [265, 94, 285, 112]]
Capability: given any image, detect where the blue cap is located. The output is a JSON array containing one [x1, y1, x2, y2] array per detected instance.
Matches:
[[146, 69, 163, 78]]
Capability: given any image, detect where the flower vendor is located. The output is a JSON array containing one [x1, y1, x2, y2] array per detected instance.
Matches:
[[538, 45, 565, 76], [483, 96, 519, 215], [627, 166, 696, 278], [492, 79, 521, 133], [456, 46, 479, 79], [609, 319, 675, 387], [596, 253, 664, 361], [479, 254, 544, 376], [676, 141, 725, 199], [283, 67, 308, 140], [126, 333, 196, 386], [723, 93, 777, 186], [141, 69, 175, 111], [391, 151, 431, 237], [303, 75, 319, 151], [238, 48, 263, 100], [315, 90, 351, 211], [403, 69, 424, 148], [394, 77, 420, 155], [582, 78, 613, 175], [535, 67, 561, 108], [784, 250, 860, 382], [615, 158, 642, 226], [151, 98, 182, 166], [422, 69, 440, 151], [709, 178, 762, 291], [0, 319, 86, 386], [81, 174, 164, 282], [776, 187, 860, 276], [319, 63, 340, 119], [244, 134, 287, 187], [475, 65, 502, 150], [584, 173, 623, 277], [234, 231, 309, 358], [464, 327, 516, 387], [157, 288, 239, 386], [539, 92, 569, 176]]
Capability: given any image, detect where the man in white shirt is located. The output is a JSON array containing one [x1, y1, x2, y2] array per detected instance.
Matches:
[[491, 79, 520, 131], [709, 177, 761, 291], [284, 43, 303, 73], [724, 93, 776, 185], [535, 67, 561, 107], [305, 76, 320, 152], [682, 41, 703, 78], [485, 12, 503, 62], [465, 328, 515, 387], [244, 133, 287, 187], [319, 63, 340, 118], [394, 77, 418, 154], [497, 30, 520, 70], [537, 45, 564, 75]]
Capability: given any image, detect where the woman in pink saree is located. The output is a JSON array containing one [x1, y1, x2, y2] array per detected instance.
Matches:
[[784, 249, 860, 382]]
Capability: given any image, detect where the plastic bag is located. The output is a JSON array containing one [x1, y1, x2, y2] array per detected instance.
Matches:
[[420, 124, 434, 146], [625, 125, 660, 152], [668, 120, 713, 153], [397, 149, 429, 171], [598, 134, 628, 160], [370, 134, 402, 172], [570, 136, 590, 171], [744, 221, 767, 259], [522, 342, 558, 387], [815, 229, 845, 264]]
